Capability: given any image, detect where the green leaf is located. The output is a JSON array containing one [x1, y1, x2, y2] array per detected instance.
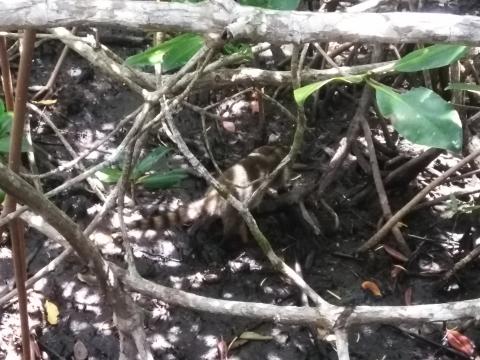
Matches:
[[137, 170, 188, 190], [125, 33, 204, 72], [446, 83, 480, 94], [238, 0, 300, 9], [0, 137, 29, 153], [394, 44, 468, 73], [0, 188, 5, 203], [0, 99, 5, 114], [371, 81, 462, 152], [95, 167, 123, 184], [0, 112, 13, 138], [293, 75, 364, 105], [223, 42, 253, 59], [133, 146, 171, 179]]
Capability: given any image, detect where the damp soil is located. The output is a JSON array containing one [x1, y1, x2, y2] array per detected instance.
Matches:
[[2, 1, 480, 359]]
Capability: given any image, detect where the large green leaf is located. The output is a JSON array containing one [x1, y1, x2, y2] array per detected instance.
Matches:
[[293, 75, 364, 105], [394, 44, 468, 73], [133, 146, 171, 179], [446, 83, 480, 94], [238, 0, 300, 9], [0, 112, 13, 138], [125, 33, 204, 72], [95, 167, 123, 184], [371, 81, 462, 152], [137, 170, 188, 190], [0, 137, 29, 153]]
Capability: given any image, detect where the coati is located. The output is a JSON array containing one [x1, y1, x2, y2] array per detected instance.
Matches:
[[139, 145, 290, 243]]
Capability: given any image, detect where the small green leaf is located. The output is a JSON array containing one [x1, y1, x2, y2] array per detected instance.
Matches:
[[95, 167, 123, 184], [133, 146, 171, 179], [0, 99, 5, 114], [223, 42, 253, 59], [446, 83, 480, 94], [371, 81, 462, 152], [394, 44, 468, 73], [137, 170, 188, 190], [294, 75, 364, 105], [125, 33, 204, 72], [238, 0, 300, 10], [0, 188, 5, 203]]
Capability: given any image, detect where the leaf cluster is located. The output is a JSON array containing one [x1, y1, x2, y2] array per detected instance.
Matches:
[[96, 146, 188, 190], [294, 44, 468, 152]]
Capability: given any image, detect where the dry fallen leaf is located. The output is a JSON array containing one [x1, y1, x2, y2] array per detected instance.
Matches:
[[404, 287, 413, 305], [391, 264, 407, 279], [31, 99, 57, 106], [361, 281, 382, 297], [229, 331, 273, 350], [239, 331, 273, 341], [383, 244, 408, 262], [44, 299, 59, 325], [446, 329, 476, 357]]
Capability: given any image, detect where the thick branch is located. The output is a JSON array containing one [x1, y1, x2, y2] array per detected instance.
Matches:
[[0, 160, 146, 358], [2, 0, 480, 45], [116, 263, 480, 328]]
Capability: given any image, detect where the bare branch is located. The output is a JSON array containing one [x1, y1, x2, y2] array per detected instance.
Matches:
[[3, 0, 480, 45], [357, 148, 480, 252]]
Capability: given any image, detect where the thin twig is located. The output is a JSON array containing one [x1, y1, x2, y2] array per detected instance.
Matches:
[[359, 95, 411, 255], [413, 188, 480, 211], [259, 91, 297, 124], [24, 117, 43, 192], [312, 42, 345, 75], [3, 29, 37, 360], [442, 243, 480, 282], [22, 106, 141, 179], [27, 103, 106, 201], [357, 148, 480, 252], [32, 28, 76, 100], [116, 106, 151, 276], [182, 101, 223, 121], [316, 89, 366, 196], [201, 112, 222, 175], [0, 103, 149, 229], [0, 37, 14, 110]]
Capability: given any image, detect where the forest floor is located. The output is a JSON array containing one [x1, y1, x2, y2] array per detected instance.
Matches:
[[2, 1, 480, 359]]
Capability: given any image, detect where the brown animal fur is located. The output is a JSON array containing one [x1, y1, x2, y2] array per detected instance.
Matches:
[[140, 145, 289, 242]]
